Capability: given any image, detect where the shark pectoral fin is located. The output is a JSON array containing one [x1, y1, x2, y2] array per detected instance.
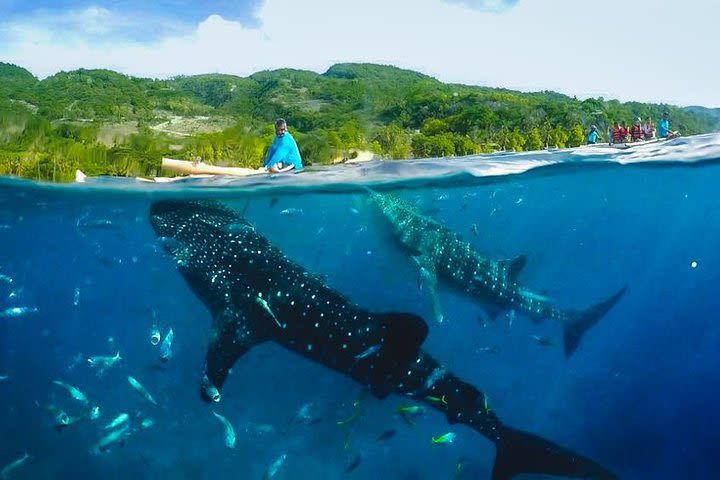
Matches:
[[369, 383, 392, 400], [492, 427, 617, 480], [418, 262, 443, 323], [202, 312, 260, 402], [378, 312, 429, 366], [498, 254, 527, 281], [399, 243, 423, 257], [483, 304, 504, 322], [563, 286, 627, 357]]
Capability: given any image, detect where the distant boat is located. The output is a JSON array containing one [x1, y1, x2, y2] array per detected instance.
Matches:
[[581, 137, 672, 150]]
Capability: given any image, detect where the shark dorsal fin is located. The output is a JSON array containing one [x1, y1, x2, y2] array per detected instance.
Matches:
[[498, 255, 527, 281]]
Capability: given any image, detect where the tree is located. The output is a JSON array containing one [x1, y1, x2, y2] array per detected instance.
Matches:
[[525, 127, 543, 151], [420, 118, 449, 136], [567, 124, 585, 147]]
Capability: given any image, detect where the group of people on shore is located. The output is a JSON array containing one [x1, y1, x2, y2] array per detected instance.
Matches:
[[587, 112, 679, 145]]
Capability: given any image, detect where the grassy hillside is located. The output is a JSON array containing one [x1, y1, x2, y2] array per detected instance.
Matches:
[[0, 62, 717, 181]]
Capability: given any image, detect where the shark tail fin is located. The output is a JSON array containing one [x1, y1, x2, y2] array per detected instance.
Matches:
[[491, 427, 617, 480], [564, 286, 627, 357]]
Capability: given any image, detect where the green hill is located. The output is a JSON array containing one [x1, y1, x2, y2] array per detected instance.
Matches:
[[0, 62, 717, 181]]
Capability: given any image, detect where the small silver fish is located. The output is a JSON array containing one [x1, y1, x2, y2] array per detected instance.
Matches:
[[354, 344, 380, 361], [150, 326, 161, 346], [0, 274, 13, 284], [0, 306, 38, 318], [160, 328, 174, 362], [127, 376, 157, 405], [279, 208, 303, 216], [212, 411, 236, 449], [105, 413, 130, 430], [1, 452, 31, 479], [89, 406, 101, 421], [256, 295, 282, 328], [91, 424, 132, 454], [87, 352, 121, 377], [52, 380, 89, 405], [263, 453, 287, 480], [72, 288, 80, 307]]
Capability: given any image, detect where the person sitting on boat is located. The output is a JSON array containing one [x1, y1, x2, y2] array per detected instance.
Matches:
[[586, 125, 602, 144], [642, 117, 656, 140], [610, 122, 623, 144], [630, 117, 644, 141], [262, 118, 303, 173], [620, 121, 630, 142], [658, 112, 679, 139]]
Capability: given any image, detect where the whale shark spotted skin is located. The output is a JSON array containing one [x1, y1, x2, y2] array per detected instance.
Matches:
[[365, 191, 626, 356], [149, 199, 617, 480]]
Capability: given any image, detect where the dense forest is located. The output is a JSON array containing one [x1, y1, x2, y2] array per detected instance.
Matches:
[[0, 61, 717, 182]]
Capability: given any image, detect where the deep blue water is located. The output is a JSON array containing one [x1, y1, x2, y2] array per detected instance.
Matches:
[[1, 135, 719, 479]]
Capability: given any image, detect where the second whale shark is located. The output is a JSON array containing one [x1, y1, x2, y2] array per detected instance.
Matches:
[[150, 199, 617, 480], [364, 191, 626, 357]]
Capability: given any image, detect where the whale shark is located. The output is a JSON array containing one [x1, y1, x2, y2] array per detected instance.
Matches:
[[364, 191, 626, 357], [149, 199, 616, 480]]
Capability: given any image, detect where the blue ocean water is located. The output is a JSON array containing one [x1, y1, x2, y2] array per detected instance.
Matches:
[[1, 134, 719, 479]]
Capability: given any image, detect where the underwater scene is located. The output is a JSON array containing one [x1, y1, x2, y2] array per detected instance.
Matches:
[[1, 134, 719, 480]]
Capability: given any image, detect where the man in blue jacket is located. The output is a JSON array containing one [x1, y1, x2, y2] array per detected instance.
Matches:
[[262, 118, 303, 173], [658, 112, 679, 139]]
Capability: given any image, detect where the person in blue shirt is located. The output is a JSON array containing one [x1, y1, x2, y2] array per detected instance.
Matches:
[[658, 112, 679, 139], [262, 118, 303, 173], [586, 125, 602, 144]]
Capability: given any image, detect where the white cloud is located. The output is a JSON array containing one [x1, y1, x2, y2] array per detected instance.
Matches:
[[441, 0, 519, 13], [0, 0, 718, 107]]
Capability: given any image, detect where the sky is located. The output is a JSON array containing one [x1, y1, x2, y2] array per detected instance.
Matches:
[[0, 0, 717, 108]]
